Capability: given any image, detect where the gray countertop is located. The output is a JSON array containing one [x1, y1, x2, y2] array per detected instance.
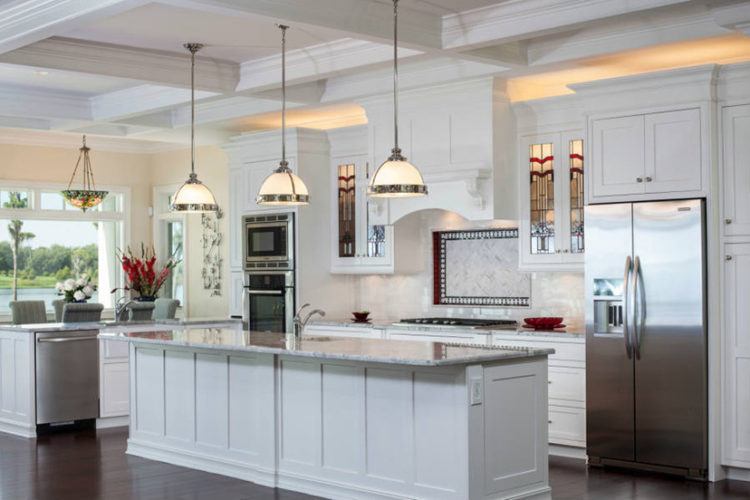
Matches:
[[0, 317, 241, 333], [308, 319, 585, 339], [98, 325, 554, 367]]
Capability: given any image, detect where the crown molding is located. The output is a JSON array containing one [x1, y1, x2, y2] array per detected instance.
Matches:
[[442, 0, 692, 50], [0, 37, 239, 93], [237, 38, 421, 92], [0, 128, 180, 154], [323, 57, 502, 104]]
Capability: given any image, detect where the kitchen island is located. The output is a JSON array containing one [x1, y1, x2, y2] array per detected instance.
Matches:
[[101, 324, 553, 500]]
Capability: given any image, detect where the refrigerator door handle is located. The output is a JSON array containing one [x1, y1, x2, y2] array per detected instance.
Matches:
[[623, 255, 633, 359], [633, 255, 644, 360]]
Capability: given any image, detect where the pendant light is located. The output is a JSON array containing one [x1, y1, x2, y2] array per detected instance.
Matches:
[[256, 25, 310, 206], [368, 0, 427, 198], [62, 135, 108, 212], [171, 43, 219, 213]]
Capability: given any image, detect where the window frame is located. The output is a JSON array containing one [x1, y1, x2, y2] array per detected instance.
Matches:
[[152, 184, 189, 316], [0, 180, 131, 320]]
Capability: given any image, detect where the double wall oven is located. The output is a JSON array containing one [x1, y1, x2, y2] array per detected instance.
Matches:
[[242, 213, 295, 333]]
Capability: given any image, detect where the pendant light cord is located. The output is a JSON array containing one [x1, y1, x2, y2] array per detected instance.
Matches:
[[190, 45, 196, 176], [279, 24, 288, 167], [393, 0, 399, 153]]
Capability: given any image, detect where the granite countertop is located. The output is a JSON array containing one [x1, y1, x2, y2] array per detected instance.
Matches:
[[98, 326, 554, 367], [0, 317, 241, 333], [308, 319, 585, 338]]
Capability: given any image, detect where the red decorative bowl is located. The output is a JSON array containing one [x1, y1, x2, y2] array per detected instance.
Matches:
[[352, 311, 371, 323], [523, 317, 564, 330]]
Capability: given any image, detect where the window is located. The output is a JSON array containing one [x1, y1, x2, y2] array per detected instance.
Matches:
[[0, 183, 127, 316], [154, 185, 187, 311]]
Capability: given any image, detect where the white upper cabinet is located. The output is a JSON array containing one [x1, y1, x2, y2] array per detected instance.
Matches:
[[722, 104, 750, 236], [589, 107, 705, 203], [591, 114, 645, 197], [644, 108, 702, 193], [518, 130, 585, 271]]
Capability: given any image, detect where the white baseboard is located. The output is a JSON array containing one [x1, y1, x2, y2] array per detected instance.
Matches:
[[96, 416, 129, 429], [0, 417, 35, 438], [725, 466, 750, 482], [549, 444, 586, 460]]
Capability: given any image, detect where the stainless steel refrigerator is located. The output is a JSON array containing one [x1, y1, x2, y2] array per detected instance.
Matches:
[[585, 199, 707, 479]]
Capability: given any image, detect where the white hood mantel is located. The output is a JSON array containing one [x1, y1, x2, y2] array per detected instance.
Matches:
[[357, 77, 516, 223]]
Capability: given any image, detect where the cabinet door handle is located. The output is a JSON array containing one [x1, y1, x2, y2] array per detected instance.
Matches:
[[636, 177, 643, 183], [725, 218, 733, 225], [645, 176, 652, 182], [726, 255, 733, 261], [562, 249, 569, 253]]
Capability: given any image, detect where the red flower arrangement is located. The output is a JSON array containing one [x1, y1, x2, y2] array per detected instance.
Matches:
[[112, 244, 181, 300]]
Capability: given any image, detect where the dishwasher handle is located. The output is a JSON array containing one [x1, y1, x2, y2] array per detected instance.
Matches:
[[37, 336, 99, 343]]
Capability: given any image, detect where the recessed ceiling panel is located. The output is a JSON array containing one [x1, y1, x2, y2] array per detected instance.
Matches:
[[64, 3, 350, 63]]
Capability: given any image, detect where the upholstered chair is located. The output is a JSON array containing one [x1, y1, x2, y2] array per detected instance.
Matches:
[[9, 300, 47, 325], [153, 298, 180, 320], [61, 302, 104, 323]]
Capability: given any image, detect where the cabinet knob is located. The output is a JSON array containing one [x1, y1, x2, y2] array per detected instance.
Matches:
[[645, 176, 653, 182], [563, 249, 569, 253], [636, 177, 643, 183], [725, 218, 733, 225], [548, 420, 553, 424], [548, 380, 552, 384], [726, 255, 733, 261]]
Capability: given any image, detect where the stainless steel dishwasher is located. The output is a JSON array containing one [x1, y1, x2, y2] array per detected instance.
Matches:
[[35, 330, 99, 425]]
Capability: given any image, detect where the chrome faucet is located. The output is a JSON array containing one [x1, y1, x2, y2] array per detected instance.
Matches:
[[114, 296, 135, 322], [292, 303, 326, 338]]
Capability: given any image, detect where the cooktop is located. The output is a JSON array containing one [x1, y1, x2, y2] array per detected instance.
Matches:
[[398, 317, 518, 328]]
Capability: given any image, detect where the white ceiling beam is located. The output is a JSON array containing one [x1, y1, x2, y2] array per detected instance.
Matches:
[[0, 37, 239, 93], [91, 84, 218, 121], [442, 0, 694, 51], [237, 38, 421, 92], [169, 95, 303, 128], [0, 86, 90, 120], [0, 0, 148, 54], [524, 4, 733, 68], [157, 0, 442, 50], [712, 2, 750, 36]]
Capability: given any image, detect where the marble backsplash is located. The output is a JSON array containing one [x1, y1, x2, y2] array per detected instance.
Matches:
[[351, 209, 585, 326]]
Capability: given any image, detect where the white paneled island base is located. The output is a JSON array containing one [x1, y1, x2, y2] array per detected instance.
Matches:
[[105, 328, 552, 500]]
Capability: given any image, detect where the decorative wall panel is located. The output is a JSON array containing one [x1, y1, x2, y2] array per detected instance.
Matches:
[[433, 229, 531, 306]]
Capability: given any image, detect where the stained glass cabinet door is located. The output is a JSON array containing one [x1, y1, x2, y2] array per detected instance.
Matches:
[[330, 154, 394, 274], [519, 131, 584, 270]]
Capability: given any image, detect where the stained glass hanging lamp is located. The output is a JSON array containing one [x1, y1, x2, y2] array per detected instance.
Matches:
[[61, 135, 108, 211]]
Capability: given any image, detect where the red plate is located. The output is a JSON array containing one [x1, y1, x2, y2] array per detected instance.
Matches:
[[524, 317, 564, 328], [523, 323, 566, 330]]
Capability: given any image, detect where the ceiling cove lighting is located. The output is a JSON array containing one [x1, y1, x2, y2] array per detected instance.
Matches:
[[256, 25, 310, 206], [61, 135, 108, 212], [368, 0, 427, 198], [171, 42, 219, 213]]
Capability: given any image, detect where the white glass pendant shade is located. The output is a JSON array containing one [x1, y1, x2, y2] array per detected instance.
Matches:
[[257, 162, 309, 205], [171, 42, 218, 214], [171, 173, 219, 212], [368, 149, 427, 197]]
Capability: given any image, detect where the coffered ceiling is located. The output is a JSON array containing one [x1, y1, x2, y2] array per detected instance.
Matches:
[[0, 0, 747, 152]]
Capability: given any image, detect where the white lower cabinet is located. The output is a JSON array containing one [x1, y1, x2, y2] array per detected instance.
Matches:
[[722, 242, 750, 467], [99, 340, 129, 418], [386, 329, 489, 346], [493, 334, 586, 448]]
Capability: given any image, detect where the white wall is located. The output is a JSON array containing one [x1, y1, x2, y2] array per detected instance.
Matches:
[[351, 209, 584, 326]]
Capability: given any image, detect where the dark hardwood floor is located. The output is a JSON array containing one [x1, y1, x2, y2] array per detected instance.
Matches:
[[1, 427, 749, 499]]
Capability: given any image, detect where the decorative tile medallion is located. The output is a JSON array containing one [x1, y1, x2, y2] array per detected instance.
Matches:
[[433, 229, 531, 307]]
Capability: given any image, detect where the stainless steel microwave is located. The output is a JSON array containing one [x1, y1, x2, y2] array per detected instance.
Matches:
[[243, 213, 294, 270]]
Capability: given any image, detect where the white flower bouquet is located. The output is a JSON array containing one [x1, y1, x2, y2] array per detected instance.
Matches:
[[56, 274, 97, 303]]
